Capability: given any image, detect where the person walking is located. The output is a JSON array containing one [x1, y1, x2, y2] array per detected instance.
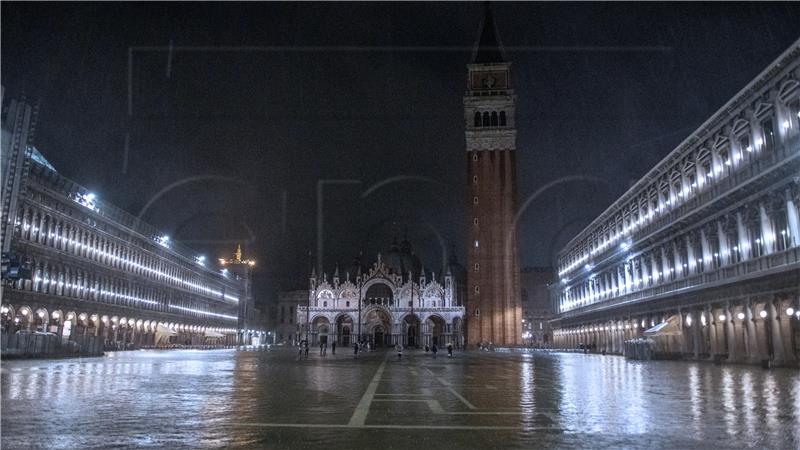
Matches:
[[353, 342, 359, 359], [297, 340, 304, 359], [432, 343, 438, 359], [332, 341, 336, 355], [447, 342, 453, 358], [304, 340, 309, 359], [395, 343, 403, 361], [320, 341, 324, 356]]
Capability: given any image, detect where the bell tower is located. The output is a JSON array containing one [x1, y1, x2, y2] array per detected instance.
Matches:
[[464, 3, 522, 347]]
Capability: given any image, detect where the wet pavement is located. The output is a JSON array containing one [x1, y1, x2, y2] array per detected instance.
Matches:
[[2, 347, 799, 449]]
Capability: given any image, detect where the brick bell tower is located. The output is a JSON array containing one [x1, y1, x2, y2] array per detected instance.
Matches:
[[464, 4, 522, 347]]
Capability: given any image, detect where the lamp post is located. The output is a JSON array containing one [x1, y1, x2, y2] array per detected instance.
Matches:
[[357, 262, 363, 345]]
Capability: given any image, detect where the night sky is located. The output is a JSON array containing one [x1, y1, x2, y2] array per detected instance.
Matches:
[[3, 2, 800, 304]]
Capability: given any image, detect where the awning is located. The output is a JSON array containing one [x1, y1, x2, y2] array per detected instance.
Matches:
[[154, 324, 178, 346], [155, 324, 177, 336], [204, 330, 224, 338], [644, 315, 682, 337]]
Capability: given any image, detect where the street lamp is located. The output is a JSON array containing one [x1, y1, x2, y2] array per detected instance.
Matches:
[[358, 261, 363, 344]]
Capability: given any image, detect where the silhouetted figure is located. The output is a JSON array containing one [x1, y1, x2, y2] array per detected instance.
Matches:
[[396, 343, 403, 361], [432, 344, 438, 359], [332, 341, 336, 355], [447, 343, 453, 358]]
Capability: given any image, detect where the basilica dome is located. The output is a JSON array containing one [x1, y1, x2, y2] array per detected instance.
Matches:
[[383, 236, 422, 280]]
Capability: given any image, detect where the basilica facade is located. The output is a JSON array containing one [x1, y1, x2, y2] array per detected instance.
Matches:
[[297, 238, 466, 348]]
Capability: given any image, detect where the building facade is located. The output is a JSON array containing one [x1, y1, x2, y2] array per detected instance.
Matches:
[[1, 96, 249, 350], [270, 289, 303, 345], [552, 39, 800, 366], [298, 238, 466, 348], [464, 5, 523, 347], [520, 267, 555, 347]]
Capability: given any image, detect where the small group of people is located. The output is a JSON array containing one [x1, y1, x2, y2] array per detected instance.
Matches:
[[318, 340, 336, 356], [299, 339, 455, 360]]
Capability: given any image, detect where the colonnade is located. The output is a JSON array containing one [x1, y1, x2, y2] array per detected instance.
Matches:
[[554, 295, 799, 366]]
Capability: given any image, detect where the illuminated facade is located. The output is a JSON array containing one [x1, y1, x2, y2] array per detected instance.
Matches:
[[1, 97, 245, 350], [298, 238, 466, 348], [552, 39, 800, 366]]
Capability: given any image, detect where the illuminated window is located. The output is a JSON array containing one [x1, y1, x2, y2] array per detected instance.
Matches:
[[473, 175, 478, 183], [472, 153, 478, 162], [474, 240, 479, 248], [760, 117, 775, 150], [474, 285, 480, 293], [473, 197, 479, 204], [474, 263, 480, 271], [473, 218, 479, 225]]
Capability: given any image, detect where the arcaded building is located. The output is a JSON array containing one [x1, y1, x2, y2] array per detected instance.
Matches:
[[552, 39, 800, 366], [1, 96, 247, 350]]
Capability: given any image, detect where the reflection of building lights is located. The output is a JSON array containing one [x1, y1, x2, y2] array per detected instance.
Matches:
[[1, 306, 8, 314], [686, 315, 692, 327], [700, 314, 707, 326], [195, 255, 206, 266]]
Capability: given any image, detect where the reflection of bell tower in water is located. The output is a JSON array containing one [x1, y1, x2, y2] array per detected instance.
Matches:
[[464, 4, 522, 347]]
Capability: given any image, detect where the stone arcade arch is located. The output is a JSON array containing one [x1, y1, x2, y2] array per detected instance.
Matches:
[[364, 282, 394, 307], [363, 307, 392, 347], [334, 313, 354, 347], [312, 315, 331, 346], [402, 313, 421, 348], [425, 314, 447, 347]]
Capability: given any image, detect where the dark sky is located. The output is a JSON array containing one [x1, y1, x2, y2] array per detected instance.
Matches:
[[3, 2, 800, 303]]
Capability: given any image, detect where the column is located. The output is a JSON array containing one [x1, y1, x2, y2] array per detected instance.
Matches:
[[744, 302, 758, 363], [692, 309, 702, 359], [706, 305, 718, 358], [768, 300, 785, 364], [725, 304, 737, 362]]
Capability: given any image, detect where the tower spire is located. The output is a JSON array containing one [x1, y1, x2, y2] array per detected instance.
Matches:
[[235, 244, 242, 262], [472, 2, 506, 64]]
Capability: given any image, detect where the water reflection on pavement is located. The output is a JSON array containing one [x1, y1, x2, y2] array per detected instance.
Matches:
[[2, 348, 798, 449]]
